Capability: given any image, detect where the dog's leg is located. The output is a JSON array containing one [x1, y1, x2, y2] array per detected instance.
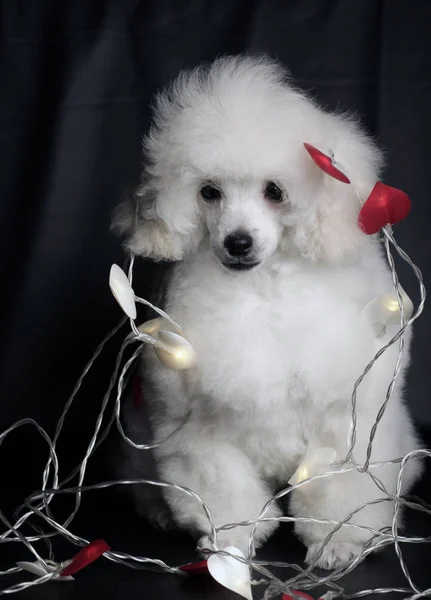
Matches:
[[157, 438, 281, 555], [290, 461, 397, 569], [289, 406, 422, 570]]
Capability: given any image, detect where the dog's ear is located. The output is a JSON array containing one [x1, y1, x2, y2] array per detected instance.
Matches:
[[112, 177, 204, 262], [291, 113, 383, 264]]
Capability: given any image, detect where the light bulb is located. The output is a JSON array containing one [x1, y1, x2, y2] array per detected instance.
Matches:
[[16, 560, 74, 581], [296, 465, 309, 482], [138, 317, 182, 336], [289, 447, 337, 486], [109, 264, 137, 320], [154, 330, 197, 370], [362, 287, 413, 337], [138, 319, 196, 370], [207, 546, 252, 600]]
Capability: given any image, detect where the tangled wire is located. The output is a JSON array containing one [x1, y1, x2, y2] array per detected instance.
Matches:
[[0, 220, 429, 599]]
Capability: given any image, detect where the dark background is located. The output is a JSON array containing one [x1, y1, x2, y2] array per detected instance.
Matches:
[[1, 1, 431, 599]]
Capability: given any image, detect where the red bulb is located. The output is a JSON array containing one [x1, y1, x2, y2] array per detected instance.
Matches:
[[282, 591, 316, 600], [61, 540, 110, 577], [303, 143, 350, 183], [179, 559, 208, 574], [358, 182, 411, 234]]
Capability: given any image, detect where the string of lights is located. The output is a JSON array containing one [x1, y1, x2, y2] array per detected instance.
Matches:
[[0, 146, 429, 599]]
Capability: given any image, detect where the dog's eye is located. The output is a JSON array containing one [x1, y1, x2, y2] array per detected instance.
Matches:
[[264, 181, 283, 203], [200, 185, 222, 202]]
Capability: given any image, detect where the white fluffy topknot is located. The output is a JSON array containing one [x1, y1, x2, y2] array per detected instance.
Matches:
[[113, 54, 383, 263]]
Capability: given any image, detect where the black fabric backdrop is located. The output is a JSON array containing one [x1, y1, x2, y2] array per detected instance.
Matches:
[[1, 1, 431, 599]]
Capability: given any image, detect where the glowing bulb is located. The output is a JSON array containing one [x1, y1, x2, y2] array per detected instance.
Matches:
[[138, 319, 195, 370], [297, 466, 309, 482], [207, 546, 252, 600], [154, 330, 197, 370], [386, 298, 402, 312], [362, 287, 413, 337], [109, 264, 137, 320], [289, 447, 337, 486], [138, 317, 182, 336]]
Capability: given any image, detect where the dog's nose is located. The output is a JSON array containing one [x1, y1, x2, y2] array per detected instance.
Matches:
[[224, 232, 253, 257]]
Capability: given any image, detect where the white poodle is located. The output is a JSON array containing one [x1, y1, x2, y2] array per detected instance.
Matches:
[[114, 55, 422, 569]]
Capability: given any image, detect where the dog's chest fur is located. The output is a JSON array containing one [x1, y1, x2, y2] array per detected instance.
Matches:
[[155, 253, 386, 480]]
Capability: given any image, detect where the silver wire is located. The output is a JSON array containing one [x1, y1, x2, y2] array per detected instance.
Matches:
[[0, 178, 429, 598]]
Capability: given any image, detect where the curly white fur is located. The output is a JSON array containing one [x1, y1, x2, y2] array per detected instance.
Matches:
[[115, 55, 422, 569]]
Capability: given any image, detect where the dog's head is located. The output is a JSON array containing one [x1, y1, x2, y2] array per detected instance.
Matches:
[[113, 56, 383, 270]]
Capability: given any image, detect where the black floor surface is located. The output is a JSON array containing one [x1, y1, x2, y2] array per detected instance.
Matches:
[[2, 430, 431, 600]]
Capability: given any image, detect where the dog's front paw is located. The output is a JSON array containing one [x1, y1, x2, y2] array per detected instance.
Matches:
[[197, 534, 218, 554], [305, 541, 364, 570]]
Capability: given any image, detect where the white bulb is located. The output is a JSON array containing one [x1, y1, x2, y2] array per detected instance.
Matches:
[[137, 319, 195, 370], [362, 287, 413, 337], [16, 560, 74, 581], [154, 330, 197, 370], [138, 317, 182, 336], [138, 317, 165, 336], [289, 447, 337, 486], [207, 546, 252, 600], [109, 264, 137, 320]]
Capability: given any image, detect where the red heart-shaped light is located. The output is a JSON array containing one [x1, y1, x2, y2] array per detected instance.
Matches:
[[303, 143, 350, 183], [358, 182, 411, 235], [179, 559, 208, 574], [282, 591, 316, 600], [61, 540, 110, 577]]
